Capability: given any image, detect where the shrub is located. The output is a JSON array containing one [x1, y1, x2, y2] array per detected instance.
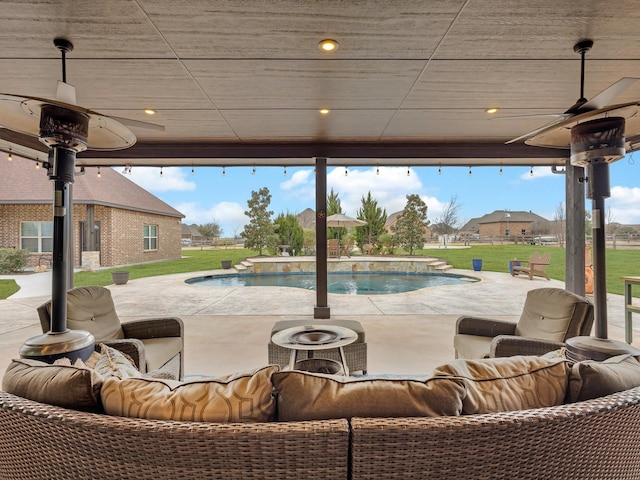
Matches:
[[0, 248, 30, 274]]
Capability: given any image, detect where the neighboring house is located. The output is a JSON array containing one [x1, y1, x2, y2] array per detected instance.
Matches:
[[385, 211, 432, 238], [181, 223, 204, 245], [0, 156, 184, 268], [460, 210, 551, 239]]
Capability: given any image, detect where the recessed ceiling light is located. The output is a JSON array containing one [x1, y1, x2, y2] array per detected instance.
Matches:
[[144, 108, 156, 115], [318, 39, 339, 53], [485, 107, 499, 114], [319, 108, 330, 115]]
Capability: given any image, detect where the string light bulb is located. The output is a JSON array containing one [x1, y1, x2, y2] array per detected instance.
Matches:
[[529, 166, 534, 177], [7, 149, 12, 161], [35, 162, 40, 169], [468, 166, 472, 176], [222, 166, 226, 176], [499, 166, 503, 175], [191, 166, 195, 175], [97, 166, 101, 178], [252, 166, 256, 175], [438, 165, 442, 175], [160, 167, 163, 177], [376, 166, 379, 175], [283, 166, 287, 176], [407, 166, 411, 176], [345, 166, 348, 177]]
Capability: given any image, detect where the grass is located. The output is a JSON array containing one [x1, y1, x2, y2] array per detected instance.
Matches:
[[0, 279, 20, 299], [2, 245, 639, 299], [419, 244, 640, 296], [74, 248, 258, 287]]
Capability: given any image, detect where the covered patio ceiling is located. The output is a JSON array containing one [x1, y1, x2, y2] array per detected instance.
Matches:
[[1, 0, 640, 168]]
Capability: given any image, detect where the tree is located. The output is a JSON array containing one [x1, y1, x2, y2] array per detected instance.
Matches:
[[241, 187, 277, 255], [553, 201, 566, 247], [198, 222, 222, 245], [435, 194, 462, 243], [327, 188, 344, 240], [355, 192, 387, 248], [274, 212, 304, 255], [391, 194, 429, 255]]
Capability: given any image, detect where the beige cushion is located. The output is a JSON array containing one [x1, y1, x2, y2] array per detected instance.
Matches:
[[101, 365, 278, 422], [2, 358, 103, 410], [140, 337, 183, 372], [453, 334, 492, 359], [515, 288, 581, 341], [568, 354, 640, 403], [272, 371, 465, 421], [62, 286, 124, 341], [433, 356, 569, 415]]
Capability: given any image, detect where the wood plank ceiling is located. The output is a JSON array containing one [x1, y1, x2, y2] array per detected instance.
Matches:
[[1, 0, 640, 167]]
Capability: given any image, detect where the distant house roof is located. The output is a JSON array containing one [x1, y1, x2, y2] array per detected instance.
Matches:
[[460, 210, 549, 233], [181, 223, 203, 238], [0, 156, 183, 218]]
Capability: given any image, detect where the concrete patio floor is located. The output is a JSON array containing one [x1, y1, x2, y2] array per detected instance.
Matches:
[[0, 268, 636, 377]]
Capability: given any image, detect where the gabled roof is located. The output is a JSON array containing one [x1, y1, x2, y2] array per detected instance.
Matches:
[[460, 210, 549, 233], [0, 154, 183, 218]]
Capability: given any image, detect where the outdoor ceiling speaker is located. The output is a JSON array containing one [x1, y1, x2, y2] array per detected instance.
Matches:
[[570, 117, 626, 167]]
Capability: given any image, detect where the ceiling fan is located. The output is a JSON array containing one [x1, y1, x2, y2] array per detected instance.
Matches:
[[505, 39, 640, 155], [0, 37, 164, 153]]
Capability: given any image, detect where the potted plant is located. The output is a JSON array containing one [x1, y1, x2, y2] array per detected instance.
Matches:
[[111, 271, 130, 285]]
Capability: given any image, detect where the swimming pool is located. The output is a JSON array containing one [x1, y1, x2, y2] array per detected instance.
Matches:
[[185, 272, 479, 295]]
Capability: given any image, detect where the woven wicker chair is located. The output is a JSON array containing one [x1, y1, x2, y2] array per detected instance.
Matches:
[[454, 287, 594, 358], [37, 286, 184, 379]]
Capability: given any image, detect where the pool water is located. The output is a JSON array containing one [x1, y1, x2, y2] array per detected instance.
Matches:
[[186, 272, 478, 295]]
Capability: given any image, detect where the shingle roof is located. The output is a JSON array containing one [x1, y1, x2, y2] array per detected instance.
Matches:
[[460, 210, 549, 232], [0, 154, 183, 218]]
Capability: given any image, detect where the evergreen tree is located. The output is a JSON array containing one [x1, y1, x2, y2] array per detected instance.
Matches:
[[327, 188, 344, 240], [355, 192, 387, 249], [392, 194, 429, 255], [274, 212, 304, 255], [241, 187, 277, 255]]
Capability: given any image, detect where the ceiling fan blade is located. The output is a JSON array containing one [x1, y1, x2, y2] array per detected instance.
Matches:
[[579, 77, 640, 112], [491, 113, 565, 121], [504, 115, 572, 144], [109, 115, 165, 131]]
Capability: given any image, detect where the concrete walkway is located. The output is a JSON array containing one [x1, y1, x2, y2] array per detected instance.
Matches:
[[0, 268, 635, 377]]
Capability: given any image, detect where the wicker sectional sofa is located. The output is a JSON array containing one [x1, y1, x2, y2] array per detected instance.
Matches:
[[2, 354, 640, 479]]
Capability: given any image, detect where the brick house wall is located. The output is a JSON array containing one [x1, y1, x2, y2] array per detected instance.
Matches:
[[0, 203, 181, 268], [479, 221, 532, 237]]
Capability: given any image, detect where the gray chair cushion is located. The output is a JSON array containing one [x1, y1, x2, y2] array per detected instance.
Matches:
[[62, 286, 125, 341], [515, 288, 585, 341]]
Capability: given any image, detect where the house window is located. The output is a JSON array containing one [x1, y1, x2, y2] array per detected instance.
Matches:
[[144, 224, 158, 251], [521, 229, 527, 236], [20, 221, 53, 253]]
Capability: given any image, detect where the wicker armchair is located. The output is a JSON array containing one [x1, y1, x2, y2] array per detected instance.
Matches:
[[37, 286, 184, 379], [454, 287, 594, 358]]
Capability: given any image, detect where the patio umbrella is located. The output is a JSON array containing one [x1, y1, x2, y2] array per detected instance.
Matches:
[[326, 213, 367, 245]]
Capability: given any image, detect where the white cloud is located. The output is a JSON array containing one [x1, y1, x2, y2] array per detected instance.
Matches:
[[120, 166, 196, 193], [609, 186, 640, 224], [279, 169, 316, 206], [174, 201, 247, 237]]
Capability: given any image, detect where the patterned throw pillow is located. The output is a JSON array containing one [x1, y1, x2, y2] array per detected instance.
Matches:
[[433, 356, 570, 415], [101, 365, 279, 422], [272, 370, 465, 421], [94, 343, 141, 379]]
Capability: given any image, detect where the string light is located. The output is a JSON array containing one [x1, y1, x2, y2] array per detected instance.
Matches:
[[160, 167, 163, 177], [35, 162, 40, 169], [252, 166, 256, 175], [530, 166, 534, 176], [344, 166, 348, 177], [376, 166, 379, 175], [222, 166, 226, 176], [499, 166, 503, 175], [191, 165, 195, 175], [438, 165, 442, 175], [283, 166, 287, 176], [7, 149, 12, 161], [407, 166, 410, 176], [97, 166, 101, 178], [468, 166, 472, 176]]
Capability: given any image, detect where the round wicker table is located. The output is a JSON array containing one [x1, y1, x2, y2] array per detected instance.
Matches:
[[271, 324, 358, 375]]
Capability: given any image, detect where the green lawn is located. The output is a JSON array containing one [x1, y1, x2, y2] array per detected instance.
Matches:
[[1, 245, 639, 299]]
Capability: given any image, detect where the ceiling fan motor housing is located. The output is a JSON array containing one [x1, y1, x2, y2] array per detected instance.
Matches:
[[38, 105, 89, 153], [570, 117, 626, 167]]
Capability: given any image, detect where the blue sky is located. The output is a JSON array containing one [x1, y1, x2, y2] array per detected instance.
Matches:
[[121, 154, 640, 237]]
